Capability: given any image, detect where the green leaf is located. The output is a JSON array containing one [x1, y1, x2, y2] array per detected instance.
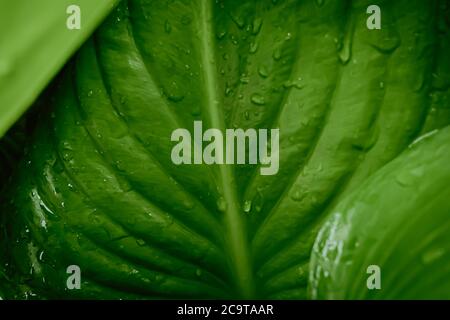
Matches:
[[0, 0, 447, 299], [309, 126, 450, 299], [0, 0, 119, 138]]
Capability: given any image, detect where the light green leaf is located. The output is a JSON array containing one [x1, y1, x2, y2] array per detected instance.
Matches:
[[309, 126, 450, 299], [0, 0, 119, 137]]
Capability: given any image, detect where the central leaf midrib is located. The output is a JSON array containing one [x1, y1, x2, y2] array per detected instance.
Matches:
[[198, 1, 254, 298]]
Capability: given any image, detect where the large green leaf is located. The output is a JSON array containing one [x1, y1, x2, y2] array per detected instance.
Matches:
[[309, 126, 450, 299], [0, 0, 119, 138], [0, 0, 448, 299]]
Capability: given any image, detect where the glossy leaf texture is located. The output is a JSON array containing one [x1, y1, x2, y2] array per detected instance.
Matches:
[[1, 0, 449, 299], [0, 0, 119, 138], [309, 126, 450, 299]]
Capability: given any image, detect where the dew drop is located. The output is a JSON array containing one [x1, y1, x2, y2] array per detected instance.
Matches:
[[240, 75, 250, 84], [136, 239, 146, 246], [243, 200, 252, 213], [251, 93, 266, 105], [230, 12, 245, 29], [252, 17, 263, 35], [370, 34, 401, 54], [249, 42, 258, 53], [216, 30, 227, 40], [164, 20, 172, 34], [272, 47, 282, 61], [258, 65, 269, 78], [217, 197, 227, 212]]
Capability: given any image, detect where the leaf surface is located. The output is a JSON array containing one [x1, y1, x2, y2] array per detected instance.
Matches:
[[1, 0, 448, 299]]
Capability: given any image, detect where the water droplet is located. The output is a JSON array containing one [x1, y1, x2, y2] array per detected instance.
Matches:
[[216, 30, 227, 40], [254, 191, 264, 212], [258, 65, 269, 78], [251, 93, 266, 105], [291, 189, 303, 201], [379, 81, 384, 89], [136, 239, 146, 246], [338, 37, 352, 65], [370, 34, 400, 54], [230, 12, 245, 29], [334, 37, 342, 51], [225, 87, 233, 96], [249, 42, 258, 53], [217, 197, 227, 212], [87, 90, 93, 97], [243, 200, 252, 213], [272, 47, 282, 61], [196, 268, 203, 276], [165, 81, 185, 102], [252, 17, 263, 35], [240, 75, 250, 84], [164, 20, 172, 34]]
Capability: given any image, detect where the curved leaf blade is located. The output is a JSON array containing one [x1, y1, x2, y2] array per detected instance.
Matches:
[[309, 126, 450, 299], [0, 0, 119, 138]]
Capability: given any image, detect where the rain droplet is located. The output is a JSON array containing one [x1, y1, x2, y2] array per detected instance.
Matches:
[[164, 20, 172, 34], [258, 65, 269, 78], [338, 37, 352, 65], [136, 239, 146, 246], [291, 189, 303, 201], [217, 197, 227, 212], [243, 200, 252, 213], [249, 42, 258, 53], [370, 34, 401, 54], [272, 47, 282, 61], [252, 17, 263, 35], [216, 30, 227, 40], [225, 87, 233, 96], [230, 12, 245, 29], [240, 75, 250, 84], [251, 93, 266, 105]]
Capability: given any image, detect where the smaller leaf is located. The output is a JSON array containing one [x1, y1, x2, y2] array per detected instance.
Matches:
[[0, 0, 119, 137], [309, 126, 450, 299]]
